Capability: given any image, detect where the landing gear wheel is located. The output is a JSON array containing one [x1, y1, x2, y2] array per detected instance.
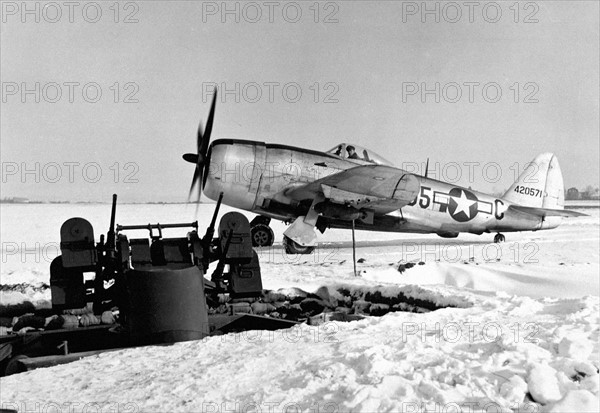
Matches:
[[251, 224, 274, 247], [283, 236, 315, 255], [4, 354, 28, 376], [494, 233, 506, 243]]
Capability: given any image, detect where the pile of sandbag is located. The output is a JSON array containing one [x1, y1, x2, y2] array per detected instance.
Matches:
[[9, 307, 117, 334], [207, 285, 452, 321]]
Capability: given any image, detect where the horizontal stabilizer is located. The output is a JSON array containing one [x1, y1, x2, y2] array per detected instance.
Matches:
[[508, 205, 587, 218]]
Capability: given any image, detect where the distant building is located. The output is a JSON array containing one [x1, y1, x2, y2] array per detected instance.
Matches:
[[0, 197, 30, 204], [581, 186, 600, 200], [566, 187, 580, 200]]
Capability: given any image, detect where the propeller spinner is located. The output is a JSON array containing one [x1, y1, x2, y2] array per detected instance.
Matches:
[[183, 88, 217, 202]]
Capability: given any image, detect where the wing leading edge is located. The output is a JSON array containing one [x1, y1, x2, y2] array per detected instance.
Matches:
[[284, 165, 419, 211]]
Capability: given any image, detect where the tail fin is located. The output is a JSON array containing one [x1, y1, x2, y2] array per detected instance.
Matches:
[[503, 153, 564, 209]]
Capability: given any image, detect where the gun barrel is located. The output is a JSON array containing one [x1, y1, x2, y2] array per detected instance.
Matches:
[[109, 194, 117, 232], [204, 192, 224, 243], [209, 192, 224, 230], [106, 194, 118, 250]]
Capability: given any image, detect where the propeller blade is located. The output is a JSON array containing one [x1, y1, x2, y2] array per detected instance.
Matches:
[[194, 169, 203, 204], [188, 164, 202, 201], [202, 145, 212, 188], [197, 122, 204, 152], [200, 88, 217, 189], [201, 88, 217, 157], [184, 87, 218, 205]]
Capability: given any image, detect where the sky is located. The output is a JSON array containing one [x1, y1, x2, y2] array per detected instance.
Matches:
[[1, 1, 598, 202]]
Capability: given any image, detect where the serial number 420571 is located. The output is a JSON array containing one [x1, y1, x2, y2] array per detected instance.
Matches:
[[514, 185, 543, 197]]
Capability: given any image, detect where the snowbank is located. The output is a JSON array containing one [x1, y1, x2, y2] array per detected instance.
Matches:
[[1, 285, 598, 412]]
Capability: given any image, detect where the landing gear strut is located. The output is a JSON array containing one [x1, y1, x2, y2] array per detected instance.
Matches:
[[250, 217, 274, 247], [494, 233, 506, 243], [283, 236, 315, 254]]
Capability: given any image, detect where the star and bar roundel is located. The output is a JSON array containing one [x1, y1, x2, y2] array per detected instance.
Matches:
[[410, 186, 499, 222], [446, 188, 480, 222]]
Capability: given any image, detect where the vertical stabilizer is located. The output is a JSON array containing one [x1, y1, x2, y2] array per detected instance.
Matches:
[[502, 153, 565, 209]]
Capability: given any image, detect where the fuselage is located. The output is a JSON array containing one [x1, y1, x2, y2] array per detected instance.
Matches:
[[203, 139, 559, 237]]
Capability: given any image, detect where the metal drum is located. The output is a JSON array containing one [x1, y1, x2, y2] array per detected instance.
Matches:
[[124, 266, 209, 345]]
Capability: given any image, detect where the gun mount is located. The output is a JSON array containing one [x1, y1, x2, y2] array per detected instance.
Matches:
[[51, 193, 263, 315], [1, 194, 288, 376]]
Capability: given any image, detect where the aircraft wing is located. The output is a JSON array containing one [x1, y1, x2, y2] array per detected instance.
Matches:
[[284, 165, 419, 210], [508, 205, 587, 218]]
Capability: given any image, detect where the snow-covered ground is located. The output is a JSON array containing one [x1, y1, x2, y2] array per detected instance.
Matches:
[[1, 203, 599, 412]]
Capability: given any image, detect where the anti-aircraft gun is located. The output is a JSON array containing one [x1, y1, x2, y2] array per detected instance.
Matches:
[[49, 192, 264, 344], [1, 194, 296, 376]]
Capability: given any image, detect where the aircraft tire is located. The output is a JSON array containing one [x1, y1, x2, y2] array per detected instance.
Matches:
[[283, 236, 315, 255], [3, 354, 28, 376], [493, 233, 506, 243], [251, 224, 274, 247]]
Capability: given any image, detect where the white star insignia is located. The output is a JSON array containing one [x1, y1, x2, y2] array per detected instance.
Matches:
[[452, 190, 477, 219]]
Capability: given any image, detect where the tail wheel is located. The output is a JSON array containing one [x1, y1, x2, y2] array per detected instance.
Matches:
[[251, 224, 274, 247], [283, 236, 315, 255], [494, 233, 506, 243]]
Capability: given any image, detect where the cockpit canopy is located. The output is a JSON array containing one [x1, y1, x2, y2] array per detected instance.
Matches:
[[326, 143, 393, 166]]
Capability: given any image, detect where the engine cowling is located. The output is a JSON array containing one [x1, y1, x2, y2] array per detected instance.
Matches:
[[204, 140, 266, 210]]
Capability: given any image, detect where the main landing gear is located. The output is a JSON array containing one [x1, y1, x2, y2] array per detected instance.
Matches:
[[494, 233, 506, 243], [283, 235, 315, 255], [249, 215, 316, 254], [250, 216, 274, 247]]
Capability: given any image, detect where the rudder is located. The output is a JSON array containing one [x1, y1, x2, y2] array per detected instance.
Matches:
[[502, 153, 564, 209]]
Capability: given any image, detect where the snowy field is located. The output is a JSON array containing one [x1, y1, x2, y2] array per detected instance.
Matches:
[[1, 203, 599, 412]]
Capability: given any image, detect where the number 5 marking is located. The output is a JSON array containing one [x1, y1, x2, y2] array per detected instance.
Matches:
[[419, 187, 431, 209]]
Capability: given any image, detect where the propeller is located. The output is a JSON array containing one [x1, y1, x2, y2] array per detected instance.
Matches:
[[183, 88, 217, 203]]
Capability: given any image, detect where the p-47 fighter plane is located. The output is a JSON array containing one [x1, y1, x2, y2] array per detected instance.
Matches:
[[184, 91, 584, 254]]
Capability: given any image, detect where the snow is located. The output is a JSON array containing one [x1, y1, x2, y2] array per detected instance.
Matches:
[[558, 335, 594, 360], [543, 390, 599, 412], [1, 203, 599, 412], [528, 364, 563, 404]]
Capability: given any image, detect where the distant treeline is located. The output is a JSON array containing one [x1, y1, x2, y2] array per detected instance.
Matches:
[[565, 186, 600, 200], [0, 197, 203, 204]]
